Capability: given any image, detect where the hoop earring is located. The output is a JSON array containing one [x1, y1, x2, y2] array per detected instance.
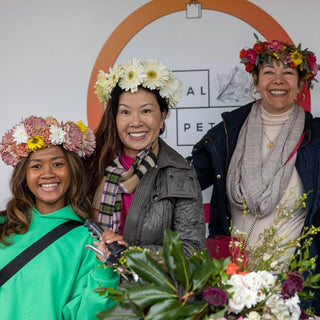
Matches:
[[253, 91, 260, 101], [296, 92, 305, 103]]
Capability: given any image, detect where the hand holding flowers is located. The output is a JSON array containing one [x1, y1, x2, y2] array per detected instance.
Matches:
[[95, 192, 320, 320]]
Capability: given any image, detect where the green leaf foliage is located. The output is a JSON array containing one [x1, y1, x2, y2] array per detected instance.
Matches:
[[144, 299, 207, 320], [125, 283, 177, 309], [163, 229, 190, 286], [97, 301, 143, 320], [125, 249, 174, 291]]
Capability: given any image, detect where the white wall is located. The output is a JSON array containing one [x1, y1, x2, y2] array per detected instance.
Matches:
[[1, 0, 320, 209]]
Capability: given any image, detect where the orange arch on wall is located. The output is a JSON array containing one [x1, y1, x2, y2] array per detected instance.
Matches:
[[87, 0, 310, 130]]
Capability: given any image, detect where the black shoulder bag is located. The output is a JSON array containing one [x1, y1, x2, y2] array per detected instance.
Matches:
[[0, 220, 82, 287]]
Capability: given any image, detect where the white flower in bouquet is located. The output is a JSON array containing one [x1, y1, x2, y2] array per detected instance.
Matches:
[[94, 193, 320, 320], [258, 270, 276, 290], [245, 311, 261, 320]]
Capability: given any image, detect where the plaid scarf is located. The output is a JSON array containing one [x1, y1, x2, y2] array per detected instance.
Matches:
[[96, 143, 158, 232]]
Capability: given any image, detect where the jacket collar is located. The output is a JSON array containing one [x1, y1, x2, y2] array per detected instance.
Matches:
[[156, 138, 191, 170]]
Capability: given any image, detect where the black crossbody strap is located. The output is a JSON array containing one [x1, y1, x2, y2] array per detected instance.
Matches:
[[0, 220, 83, 287]]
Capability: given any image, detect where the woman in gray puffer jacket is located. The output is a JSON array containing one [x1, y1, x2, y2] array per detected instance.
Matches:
[[85, 58, 205, 256]]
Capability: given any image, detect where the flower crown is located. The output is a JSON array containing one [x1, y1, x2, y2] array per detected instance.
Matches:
[[94, 58, 182, 108], [0, 116, 96, 167], [240, 34, 319, 88]]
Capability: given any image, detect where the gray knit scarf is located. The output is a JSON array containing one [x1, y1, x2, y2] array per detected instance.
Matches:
[[226, 102, 305, 217]]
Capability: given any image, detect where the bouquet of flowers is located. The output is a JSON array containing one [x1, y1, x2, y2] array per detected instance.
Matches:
[[95, 193, 320, 320]]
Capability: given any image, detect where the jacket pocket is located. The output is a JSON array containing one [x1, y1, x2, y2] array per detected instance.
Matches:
[[166, 168, 198, 198]]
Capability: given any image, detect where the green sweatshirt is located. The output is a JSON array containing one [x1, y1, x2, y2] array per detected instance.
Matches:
[[0, 206, 119, 320]]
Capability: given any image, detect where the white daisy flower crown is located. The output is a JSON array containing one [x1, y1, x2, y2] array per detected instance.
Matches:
[[94, 58, 182, 108]]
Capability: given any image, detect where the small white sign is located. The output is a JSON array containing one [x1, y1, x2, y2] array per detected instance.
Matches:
[[186, 2, 202, 19]]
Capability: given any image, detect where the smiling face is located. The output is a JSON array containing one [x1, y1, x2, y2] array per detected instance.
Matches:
[[254, 61, 305, 114], [26, 146, 71, 214], [116, 88, 167, 157]]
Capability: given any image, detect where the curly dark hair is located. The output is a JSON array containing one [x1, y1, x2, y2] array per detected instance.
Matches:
[[0, 147, 93, 246]]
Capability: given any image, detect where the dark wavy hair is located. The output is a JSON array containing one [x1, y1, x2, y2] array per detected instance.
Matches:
[[0, 147, 93, 246], [84, 85, 169, 200]]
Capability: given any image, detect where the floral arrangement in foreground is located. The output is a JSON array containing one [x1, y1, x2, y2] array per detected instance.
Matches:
[[95, 192, 320, 320], [239, 33, 319, 88], [94, 58, 182, 108], [0, 116, 95, 167]]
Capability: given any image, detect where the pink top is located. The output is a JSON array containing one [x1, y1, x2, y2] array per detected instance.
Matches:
[[119, 152, 135, 235]]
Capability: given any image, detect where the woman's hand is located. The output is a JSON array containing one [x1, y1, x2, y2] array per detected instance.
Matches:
[[93, 229, 128, 261]]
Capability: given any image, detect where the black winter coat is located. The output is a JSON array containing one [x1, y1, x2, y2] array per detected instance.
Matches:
[[191, 102, 320, 313]]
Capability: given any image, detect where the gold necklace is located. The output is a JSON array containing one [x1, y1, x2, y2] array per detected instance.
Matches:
[[263, 131, 277, 149]]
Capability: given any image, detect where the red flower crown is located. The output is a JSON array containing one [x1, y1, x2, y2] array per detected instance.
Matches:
[[240, 34, 319, 88]]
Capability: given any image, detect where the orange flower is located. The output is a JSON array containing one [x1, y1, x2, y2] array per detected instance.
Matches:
[[239, 270, 248, 275], [239, 49, 247, 59], [253, 43, 264, 54], [226, 262, 239, 275]]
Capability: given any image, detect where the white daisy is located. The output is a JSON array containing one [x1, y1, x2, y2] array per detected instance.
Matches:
[[49, 125, 66, 145], [118, 57, 146, 92], [95, 70, 118, 104], [142, 59, 170, 90], [108, 64, 122, 88], [12, 124, 29, 144], [159, 72, 182, 108]]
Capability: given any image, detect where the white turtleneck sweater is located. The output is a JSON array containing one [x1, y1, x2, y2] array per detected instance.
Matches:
[[228, 105, 306, 264]]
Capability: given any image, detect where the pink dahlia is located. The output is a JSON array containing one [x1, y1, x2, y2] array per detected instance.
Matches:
[[45, 116, 60, 127], [23, 116, 47, 137], [14, 143, 29, 157], [0, 145, 20, 167], [62, 121, 84, 152], [80, 127, 96, 157], [1, 129, 15, 145], [41, 127, 52, 145]]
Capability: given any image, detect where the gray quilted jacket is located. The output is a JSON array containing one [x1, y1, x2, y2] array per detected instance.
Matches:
[[123, 138, 206, 257]]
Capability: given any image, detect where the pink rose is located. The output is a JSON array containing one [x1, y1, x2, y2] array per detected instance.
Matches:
[[246, 49, 257, 64], [307, 53, 319, 76], [267, 39, 284, 50]]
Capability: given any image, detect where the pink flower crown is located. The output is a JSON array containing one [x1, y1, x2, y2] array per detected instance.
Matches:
[[240, 34, 319, 88], [0, 116, 96, 167]]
